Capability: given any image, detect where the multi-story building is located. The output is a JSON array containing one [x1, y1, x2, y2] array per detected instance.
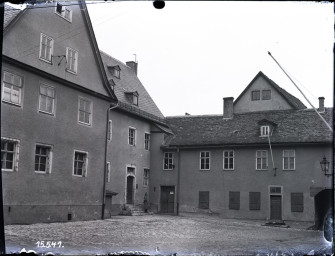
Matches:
[[1, 2, 118, 224], [150, 71, 333, 225]]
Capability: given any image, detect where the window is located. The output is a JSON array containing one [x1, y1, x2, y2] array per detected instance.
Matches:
[[108, 120, 112, 141], [35, 145, 52, 173], [223, 150, 234, 170], [106, 162, 110, 182], [260, 126, 270, 136], [256, 150, 268, 170], [39, 33, 53, 63], [2, 71, 22, 106], [199, 191, 209, 209], [66, 47, 78, 74], [39, 84, 55, 115], [229, 191, 240, 210], [251, 90, 260, 101], [127, 166, 135, 175], [249, 192, 261, 210], [128, 128, 136, 146], [144, 133, 150, 150], [283, 150, 295, 170], [270, 186, 281, 194], [143, 168, 149, 187], [55, 3, 72, 22], [163, 152, 174, 170], [133, 94, 138, 106], [291, 193, 303, 212], [73, 151, 88, 177], [200, 151, 210, 170], [1, 138, 19, 172], [78, 97, 92, 125], [262, 90, 271, 100], [113, 68, 120, 78]]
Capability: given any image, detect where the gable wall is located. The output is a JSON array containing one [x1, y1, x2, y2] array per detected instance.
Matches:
[[3, 2, 110, 97], [234, 76, 293, 113]]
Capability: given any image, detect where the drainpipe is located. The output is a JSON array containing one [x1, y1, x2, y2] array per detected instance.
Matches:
[[102, 101, 119, 220], [176, 147, 181, 215]]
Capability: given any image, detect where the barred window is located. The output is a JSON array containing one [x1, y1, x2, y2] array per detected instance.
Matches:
[[229, 191, 240, 210], [249, 192, 261, 210], [143, 168, 149, 187]]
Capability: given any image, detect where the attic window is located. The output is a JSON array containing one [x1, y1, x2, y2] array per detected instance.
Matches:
[[262, 90, 271, 100], [55, 3, 72, 22], [109, 79, 115, 91], [125, 91, 139, 106], [251, 90, 260, 101], [108, 66, 121, 79], [260, 126, 270, 137], [133, 94, 138, 106]]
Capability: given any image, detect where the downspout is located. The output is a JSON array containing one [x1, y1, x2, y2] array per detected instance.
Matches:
[[176, 147, 181, 215], [102, 101, 119, 220]]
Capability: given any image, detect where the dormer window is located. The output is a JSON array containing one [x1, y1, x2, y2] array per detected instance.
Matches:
[[55, 3, 72, 22], [125, 91, 139, 106], [109, 79, 115, 91], [260, 125, 270, 136], [108, 65, 121, 79]]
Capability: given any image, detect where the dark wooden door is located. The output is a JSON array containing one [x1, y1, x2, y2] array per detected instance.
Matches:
[[126, 176, 134, 204], [160, 186, 175, 214], [270, 195, 282, 220]]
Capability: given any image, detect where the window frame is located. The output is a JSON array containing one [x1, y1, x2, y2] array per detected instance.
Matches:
[[39, 33, 54, 63], [291, 192, 304, 212], [199, 151, 210, 171], [128, 127, 136, 146], [260, 125, 270, 137], [163, 152, 174, 170], [66, 47, 78, 74], [55, 2, 73, 22], [2, 70, 23, 107], [256, 150, 268, 170], [249, 192, 261, 210], [73, 150, 88, 177], [229, 191, 240, 210], [38, 83, 55, 115], [143, 168, 149, 187], [78, 97, 93, 126], [262, 90, 271, 100], [1, 137, 20, 172], [34, 144, 53, 174], [283, 150, 295, 171], [223, 150, 234, 170], [251, 90, 260, 101], [144, 132, 150, 150]]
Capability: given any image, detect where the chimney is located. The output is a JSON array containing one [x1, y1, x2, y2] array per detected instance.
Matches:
[[126, 61, 138, 75], [223, 97, 234, 119], [318, 97, 325, 112]]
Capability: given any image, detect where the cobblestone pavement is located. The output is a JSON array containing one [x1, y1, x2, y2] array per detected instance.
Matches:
[[4, 214, 333, 255]]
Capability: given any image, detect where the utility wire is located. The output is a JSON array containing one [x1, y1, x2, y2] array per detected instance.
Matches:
[[268, 51, 333, 132]]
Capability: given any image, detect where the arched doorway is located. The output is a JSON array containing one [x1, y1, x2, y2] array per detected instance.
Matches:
[[314, 189, 333, 229], [126, 176, 135, 205]]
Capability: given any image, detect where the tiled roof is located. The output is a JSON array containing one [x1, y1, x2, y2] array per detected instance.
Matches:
[[164, 108, 333, 147], [234, 71, 307, 110], [100, 51, 165, 120], [4, 4, 23, 29]]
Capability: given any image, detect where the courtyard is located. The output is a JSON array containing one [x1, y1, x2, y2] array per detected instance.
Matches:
[[4, 214, 332, 255]]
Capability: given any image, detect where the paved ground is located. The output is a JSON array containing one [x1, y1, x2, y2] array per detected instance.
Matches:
[[4, 214, 333, 255]]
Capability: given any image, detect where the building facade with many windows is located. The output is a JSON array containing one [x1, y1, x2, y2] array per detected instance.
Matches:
[[150, 72, 333, 224]]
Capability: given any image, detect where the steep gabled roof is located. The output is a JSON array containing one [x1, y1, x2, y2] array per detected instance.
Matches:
[[4, 4, 24, 31], [100, 50, 166, 122], [234, 71, 307, 110], [164, 108, 333, 147]]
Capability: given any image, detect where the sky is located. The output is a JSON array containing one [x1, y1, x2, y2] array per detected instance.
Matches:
[[86, 1, 334, 117]]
